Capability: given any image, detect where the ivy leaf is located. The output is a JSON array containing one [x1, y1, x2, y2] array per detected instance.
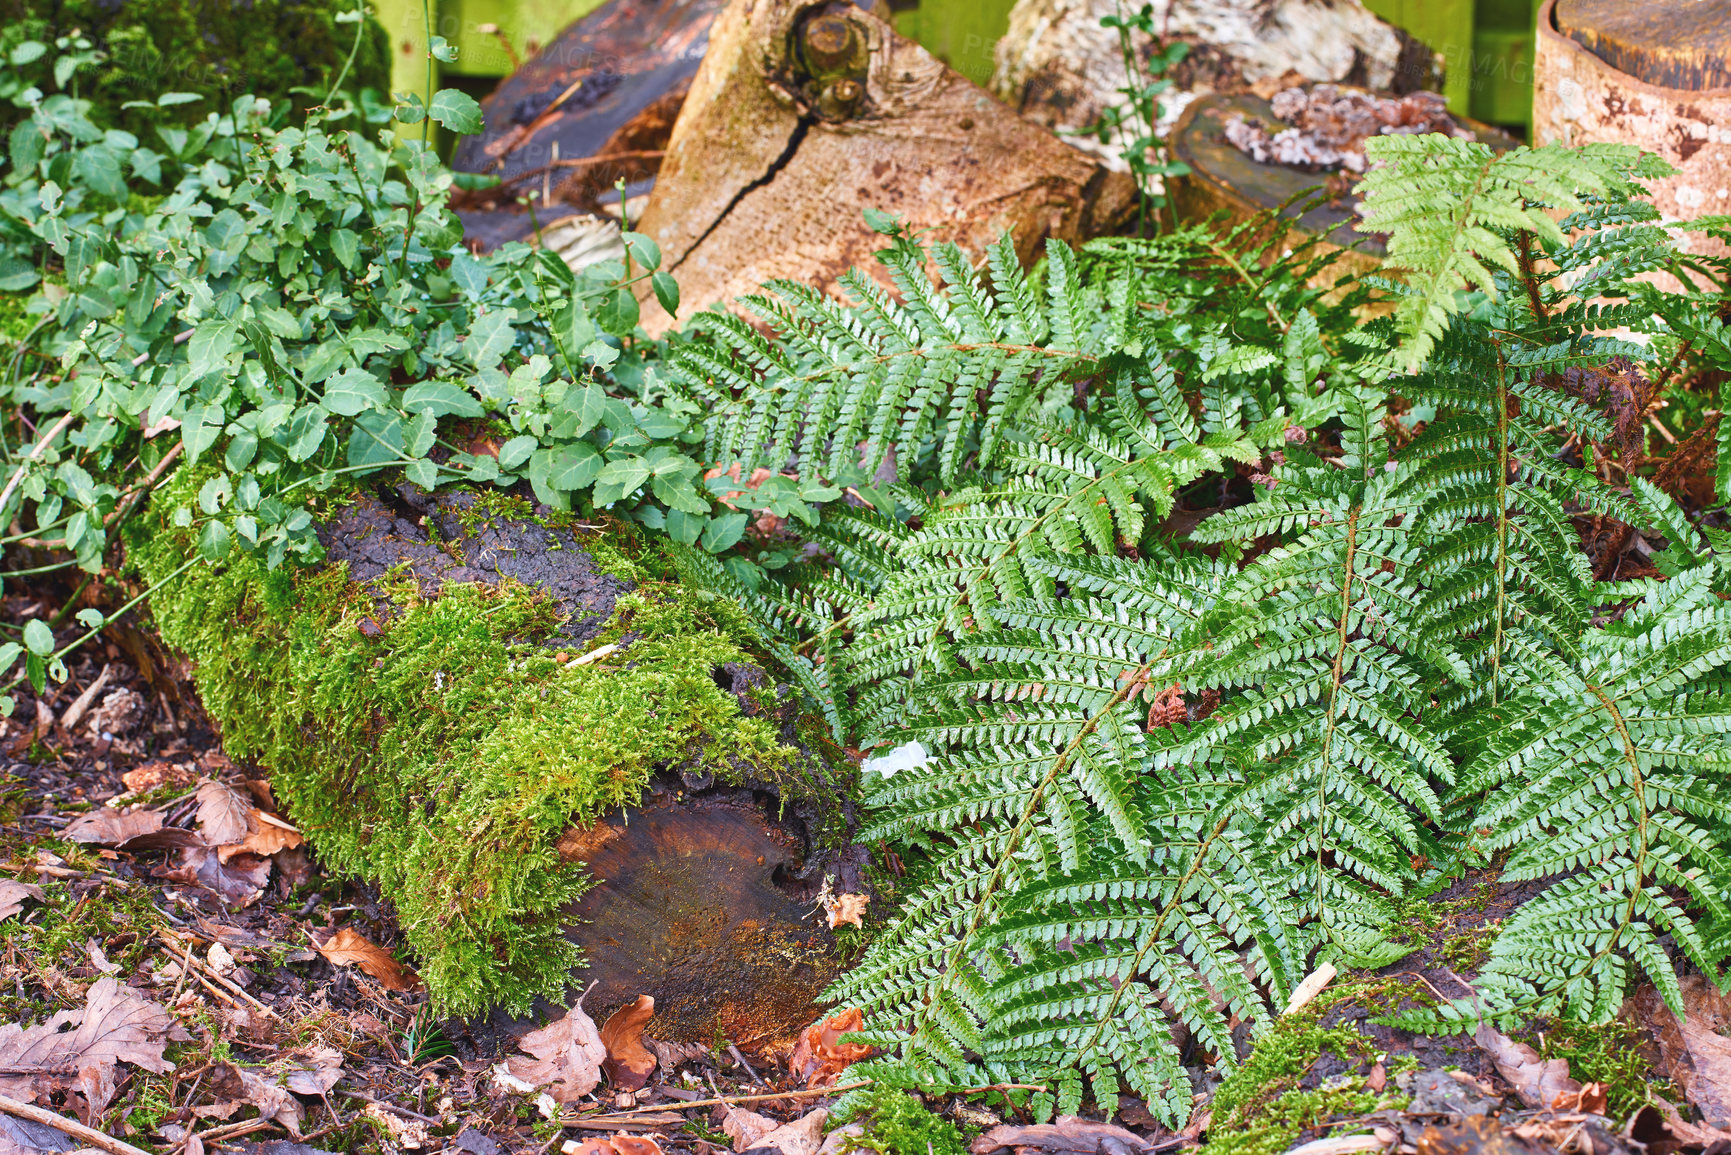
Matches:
[[449, 251, 489, 298], [22, 621, 52, 656], [284, 406, 329, 462], [700, 512, 748, 553], [465, 311, 516, 369], [72, 147, 125, 200], [651, 271, 679, 316], [394, 92, 427, 124], [548, 442, 602, 491], [406, 457, 439, 490], [347, 410, 405, 468], [622, 231, 661, 272], [322, 368, 388, 417], [330, 229, 360, 271], [0, 258, 39, 292], [428, 89, 483, 135], [596, 289, 639, 337], [592, 456, 651, 506], [497, 435, 538, 471], [559, 383, 609, 439], [402, 380, 484, 418], [406, 410, 437, 458], [198, 519, 231, 561]]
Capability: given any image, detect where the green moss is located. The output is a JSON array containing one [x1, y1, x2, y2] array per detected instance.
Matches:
[[839, 1085, 969, 1155], [1527, 1019, 1670, 1122], [1206, 981, 1413, 1155], [132, 470, 809, 1016]]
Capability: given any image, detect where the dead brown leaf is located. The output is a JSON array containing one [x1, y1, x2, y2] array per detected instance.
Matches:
[[0, 976, 176, 1120], [203, 1061, 303, 1135], [1645, 1095, 1731, 1147], [159, 844, 271, 908], [788, 1007, 874, 1089], [1474, 1022, 1581, 1110], [121, 760, 198, 795], [728, 1108, 827, 1155], [504, 998, 607, 1102], [565, 1138, 664, 1155], [599, 995, 657, 1091], [62, 805, 163, 847], [282, 1046, 344, 1095], [1416, 1116, 1548, 1155], [1635, 978, 1731, 1129], [723, 1108, 780, 1152], [0, 879, 42, 922], [195, 780, 254, 846], [216, 816, 303, 863], [315, 928, 418, 991], [822, 893, 868, 929], [971, 1117, 1158, 1155]]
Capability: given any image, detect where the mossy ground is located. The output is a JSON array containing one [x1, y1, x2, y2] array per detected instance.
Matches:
[[132, 470, 813, 1017], [1205, 978, 1421, 1155]]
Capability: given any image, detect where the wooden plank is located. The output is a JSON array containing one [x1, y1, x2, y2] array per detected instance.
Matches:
[[1555, 0, 1731, 92]]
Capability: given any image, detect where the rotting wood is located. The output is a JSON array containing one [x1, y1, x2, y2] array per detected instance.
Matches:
[[557, 789, 844, 1059], [1533, 0, 1731, 287], [634, 0, 1136, 333]]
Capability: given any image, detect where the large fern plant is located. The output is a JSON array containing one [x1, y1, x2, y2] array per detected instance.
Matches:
[[666, 135, 1731, 1119]]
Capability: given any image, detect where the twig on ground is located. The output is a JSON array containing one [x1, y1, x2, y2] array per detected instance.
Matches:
[[568, 1117, 685, 1130], [0, 1090, 155, 1155], [340, 1088, 441, 1123], [590, 1082, 872, 1117], [727, 1044, 764, 1087], [157, 929, 281, 1019]]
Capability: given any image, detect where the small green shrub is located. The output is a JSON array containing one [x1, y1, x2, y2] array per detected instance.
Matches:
[[0, 0, 389, 137]]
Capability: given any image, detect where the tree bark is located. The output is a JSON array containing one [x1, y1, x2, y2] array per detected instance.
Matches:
[[634, 0, 1136, 333]]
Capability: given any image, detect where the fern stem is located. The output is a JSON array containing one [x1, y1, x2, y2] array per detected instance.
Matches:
[[1315, 504, 1361, 930], [1205, 237, 1287, 333], [1582, 681, 1649, 965], [904, 658, 1157, 1047], [1490, 351, 1511, 704]]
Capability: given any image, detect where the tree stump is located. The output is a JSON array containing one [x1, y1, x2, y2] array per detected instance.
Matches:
[[990, 0, 1424, 176], [558, 787, 846, 1053], [1533, 0, 1731, 282], [634, 0, 1136, 333], [1167, 90, 1516, 278]]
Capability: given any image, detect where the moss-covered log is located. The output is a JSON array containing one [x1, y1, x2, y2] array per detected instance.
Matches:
[[132, 472, 851, 1027]]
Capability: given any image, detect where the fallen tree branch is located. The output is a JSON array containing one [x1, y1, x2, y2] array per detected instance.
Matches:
[[0, 1090, 155, 1155]]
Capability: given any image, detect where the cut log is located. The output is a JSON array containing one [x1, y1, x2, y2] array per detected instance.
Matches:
[[1533, 0, 1731, 285], [1555, 0, 1731, 92], [558, 787, 843, 1055], [634, 0, 1136, 333], [990, 0, 1423, 176], [1168, 90, 1517, 277], [138, 476, 858, 1031], [450, 0, 725, 249]]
